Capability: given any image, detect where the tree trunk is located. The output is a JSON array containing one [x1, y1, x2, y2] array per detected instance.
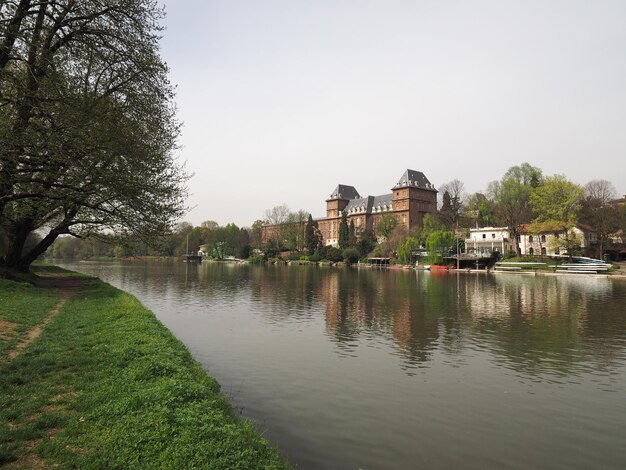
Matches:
[[1, 220, 35, 272]]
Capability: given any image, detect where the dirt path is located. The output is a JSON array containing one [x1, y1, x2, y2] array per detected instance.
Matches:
[[5, 277, 86, 362]]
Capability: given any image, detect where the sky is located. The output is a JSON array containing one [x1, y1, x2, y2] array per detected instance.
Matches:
[[159, 0, 626, 227]]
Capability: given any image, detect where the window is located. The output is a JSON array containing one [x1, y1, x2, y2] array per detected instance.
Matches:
[[555, 249, 560, 255], [482, 234, 486, 239], [529, 235, 533, 243], [554, 232, 560, 239], [541, 235, 546, 243], [529, 247, 534, 255], [541, 247, 546, 255], [492, 233, 496, 238]]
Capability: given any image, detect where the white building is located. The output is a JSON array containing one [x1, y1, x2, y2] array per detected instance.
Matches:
[[464, 227, 516, 256], [465, 225, 596, 257]]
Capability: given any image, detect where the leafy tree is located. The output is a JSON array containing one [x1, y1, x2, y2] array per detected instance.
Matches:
[[530, 175, 584, 260], [249, 220, 266, 249], [488, 163, 543, 256], [465, 192, 498, 227], [348, 220, 357, 247], [425, 230, 456, 264], [0, 0, 187, 275], [356, 228, 377, 257], [305, 214, 322, 254], [338, 211, 350, 249], [396, 237, 421, 265], [376, 213, 399, 240], [342, 248, 360, 264], [438, 179, 465, 227]]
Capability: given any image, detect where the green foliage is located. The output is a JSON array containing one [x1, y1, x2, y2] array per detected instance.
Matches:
[[396, 237, 421, 265], [338, 212, 350, 249], [357, 228, 377, 257], [305, 214, 323, 254], [322, 246, 343, 262], [425, 230, 456, 264], [0, 1, 188, 273], [530, 175, 584, 226], [0, 271, 287, 468], [348, 220, 357, 247], [376, 213, 399, 239], [489, 163, 543, 255], [342, 248, 361, 264], [530, 175, 585, 259], [308, 252, 322, 263]]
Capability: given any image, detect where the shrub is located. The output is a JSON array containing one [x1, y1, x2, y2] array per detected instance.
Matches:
[[322, 246, 343, 262], [308, 253, 322, 263], [343, 248, 360, 264]]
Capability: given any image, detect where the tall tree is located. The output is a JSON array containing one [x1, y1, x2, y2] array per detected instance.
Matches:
[[488, 163, 543, 256], [348, 220, 357, 248], [376, 213, 399, 240], [338, 211, 350, 249], [305, 214, 322, 254], [530, 175, 584, 260], [580, 180, 621, 259], [438, 179, 466, 227], [0, 1, 187, 275]]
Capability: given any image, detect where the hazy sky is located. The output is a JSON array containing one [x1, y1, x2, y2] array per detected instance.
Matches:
[[159, 0, 626, 227]]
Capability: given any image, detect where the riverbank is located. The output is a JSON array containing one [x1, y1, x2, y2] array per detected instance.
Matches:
[[0, 266, 288, 469]]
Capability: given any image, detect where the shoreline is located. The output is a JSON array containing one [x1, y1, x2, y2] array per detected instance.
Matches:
[[0, 266, 288, 469]]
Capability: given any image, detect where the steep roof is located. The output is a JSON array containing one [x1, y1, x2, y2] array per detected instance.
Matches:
[[327, 184, 361, 201], [344, 194, 393, 214], [392, 169, 436, 191]]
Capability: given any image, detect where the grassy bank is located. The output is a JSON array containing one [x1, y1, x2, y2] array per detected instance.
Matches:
[[0, 267, 288, 469]]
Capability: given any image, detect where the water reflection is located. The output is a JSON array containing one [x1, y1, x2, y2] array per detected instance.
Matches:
[[61, 261, 626, 470], [242, 266, 626, 378]]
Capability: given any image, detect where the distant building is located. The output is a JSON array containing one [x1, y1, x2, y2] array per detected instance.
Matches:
[[465, 225, 596, 257], [317, 169, 438, 246], [261, 169, 438, 248]]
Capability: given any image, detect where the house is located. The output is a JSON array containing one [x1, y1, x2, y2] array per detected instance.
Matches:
[[465, 225, 597, 257]]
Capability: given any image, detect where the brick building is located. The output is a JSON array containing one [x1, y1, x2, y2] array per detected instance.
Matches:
[[317, 169, 438, 246]]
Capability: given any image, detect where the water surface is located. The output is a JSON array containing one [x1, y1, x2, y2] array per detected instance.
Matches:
[[60, 261, 626, 470]]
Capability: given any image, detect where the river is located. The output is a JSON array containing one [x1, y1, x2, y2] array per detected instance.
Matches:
[[58, 261, 626, 470]]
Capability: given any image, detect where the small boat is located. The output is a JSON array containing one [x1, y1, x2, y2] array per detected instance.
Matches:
[[429, 264, 451, 270], [416, 264, 430, 270]]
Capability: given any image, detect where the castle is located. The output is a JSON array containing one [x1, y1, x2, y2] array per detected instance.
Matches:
[[317, 169, 438, 246]]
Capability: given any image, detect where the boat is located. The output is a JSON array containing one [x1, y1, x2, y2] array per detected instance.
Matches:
[[429, 265, 451, 270]]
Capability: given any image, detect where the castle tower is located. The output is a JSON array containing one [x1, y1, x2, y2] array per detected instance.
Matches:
[[326, 184, 360, 219], [391, 169, 438, 229]]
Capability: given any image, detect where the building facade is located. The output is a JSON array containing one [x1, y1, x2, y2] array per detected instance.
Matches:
[[317, 169, 438, 246], [464, 225, 596, 257]]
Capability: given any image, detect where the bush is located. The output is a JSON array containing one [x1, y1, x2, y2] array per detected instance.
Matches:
[[299, 255, 309, 261], [343, 248, 360, 264], [308, 253, 322, 263], [287, 252, 301, 261], [322, 246, 343, 262]]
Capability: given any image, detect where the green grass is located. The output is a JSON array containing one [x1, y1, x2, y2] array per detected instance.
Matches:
[[0, 276, 59, 359], [0, 270, 289, 469]]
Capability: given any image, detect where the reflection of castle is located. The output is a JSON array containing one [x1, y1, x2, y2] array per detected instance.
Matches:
[[318, 169, 438, 246]]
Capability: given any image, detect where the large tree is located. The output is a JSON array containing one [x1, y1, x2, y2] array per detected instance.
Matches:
[[580, 180, 621, 259], [530, 175, 585, 259], [438, 179, 465, 228], [0, 1, 187, 275], [338, 211, 349, 249], [488, 163, 543, 256]]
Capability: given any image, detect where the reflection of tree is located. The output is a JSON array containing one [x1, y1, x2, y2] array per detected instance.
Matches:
[[465, 275, 625, 376], [250, 265, 626, 378], [87, 261, 626, 379]]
